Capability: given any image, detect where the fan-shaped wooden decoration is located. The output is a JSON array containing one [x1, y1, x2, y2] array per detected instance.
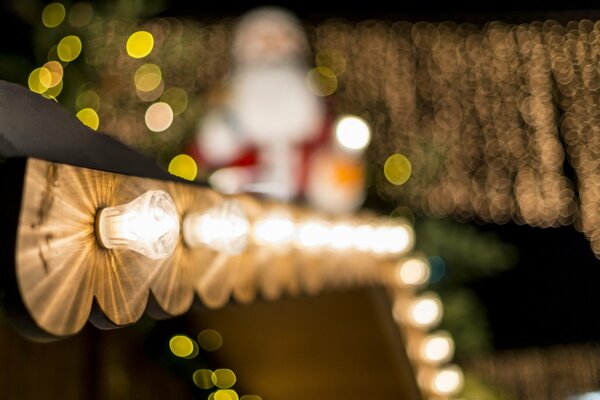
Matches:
[[147, 182, 223, 317], [8, 157, 416, 339], [15, 159, 170, 336]]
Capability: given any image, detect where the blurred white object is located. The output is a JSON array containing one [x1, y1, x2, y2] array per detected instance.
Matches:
[[197, 7, 324, 202], [305, 149, 366, 214], [197, 112, 246, 166], [208, 167, 255, 195], [334, 115, 371, 152], [230, 65, 322, 146], [231, 6, 309, 64], [183, 200, 250, 255]]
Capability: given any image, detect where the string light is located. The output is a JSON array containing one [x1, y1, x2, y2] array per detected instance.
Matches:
[[334, 115, 371, 152], [329, 223, 354, 249], [81, 18, 600, 255], [95, 190, 180, 260], [400, 292, 444, 329], [418, 331, 455, 365], [430, 365, 464, 396], [295, 220, 331, 249], [351, 224, 375, 251], [252, 212, 296, 246], [395, 257, 430, 287], [183, 200, 250, 255]]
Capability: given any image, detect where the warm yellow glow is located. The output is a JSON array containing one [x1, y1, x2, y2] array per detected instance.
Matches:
[[28, 68, 52, 94], [296, 221, 331, 249], [76, 108, 99, 130], [335, 115, 371, 152], [76, 90, 100, 111], [212, 369, 236, 389], [161, 87, 188, 115], [183, 200, 250, 254], [253, 214, 295, 246], [168, 154, 198, 181], [197, 329, 223, 351], [57, 35, 82, 62], [432, 365, 464, 395], [145, 102, 173, 132], [137, 80, 164, 102], [95, 190, 180, 260], [316, 49, 347, 76], [372, 225, 412, 254], [42, 79, 63, 99], [214, 390, 239, 400], [68, 2, 93, 28], [330, 224, 354, 249], [408, 293, 443, 328], [38, 67, 53, 89], [395, 258, 430, 286], [169, 335, 195, 358], [193, 369, 214, 389], [134, 64, 162, 92], [126, 31, 154, 58], [306, 66, 338, 96], [420, 331, 454, 364], [42, 61, 63, 88], [42, 3, 65, 28], [384, 153, 412, 186]]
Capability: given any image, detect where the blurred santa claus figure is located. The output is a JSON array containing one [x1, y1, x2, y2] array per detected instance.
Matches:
[[189, 6, 369, 214]]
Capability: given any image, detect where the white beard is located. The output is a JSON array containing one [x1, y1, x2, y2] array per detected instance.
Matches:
[[229, 63, 324, 145]]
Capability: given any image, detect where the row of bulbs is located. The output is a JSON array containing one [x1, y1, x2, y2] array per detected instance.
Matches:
[[95, 190, 414, 260], [95, 189, 460, 397], [390, 258, 464, 398]]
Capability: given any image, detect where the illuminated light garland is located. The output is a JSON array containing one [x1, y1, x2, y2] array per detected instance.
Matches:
[[62, 17, 600, 258], [252, 215, 414, 257], [183, 200, 250, 255]]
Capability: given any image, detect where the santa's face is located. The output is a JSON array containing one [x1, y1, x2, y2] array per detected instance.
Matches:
[[231, 7, 309, 64]]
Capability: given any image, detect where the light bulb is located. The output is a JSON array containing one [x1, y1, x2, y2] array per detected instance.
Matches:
[[395, 258, 431, 286], [419, 331, 455, 364], [96, 190, 180, 260], [335, 115, 371, 152], [330, 223, 354, 249], [408, 292, 443, 329], [296, 220, 331, 249], [253, 213, 296, 245], [183, 200, 250, 255], [374, 224, 413, 255], [352, 224, 374, 251], [431, 365, 464, 395]]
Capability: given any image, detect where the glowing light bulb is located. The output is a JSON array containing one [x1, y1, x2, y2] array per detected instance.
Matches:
[[296, 220, 331, 249], [371, 225, 414, 254], [335, 115, 371, 152], [183, 200, 250, 255], [253, 213, 295, 245], [395, 258, 430, 286], [95, 190, 179, 260], [408, 292, 443, 329], [419, 331, 455, 364], [431, 365, 464, 396], [330, 224, 354, 249], [352, 224, 374, 251]]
